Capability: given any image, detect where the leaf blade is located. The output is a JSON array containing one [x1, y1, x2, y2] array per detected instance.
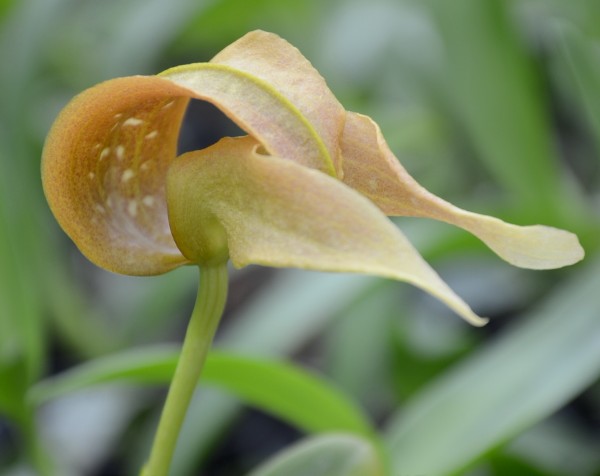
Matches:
[[247, 434, 383, 476], [428, 0, 562, 217], [30, 350, 376, 441], [384, 256, 600, 475]]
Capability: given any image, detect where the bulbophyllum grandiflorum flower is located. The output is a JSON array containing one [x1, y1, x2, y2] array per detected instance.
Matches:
[[42, 30, 584, 327]]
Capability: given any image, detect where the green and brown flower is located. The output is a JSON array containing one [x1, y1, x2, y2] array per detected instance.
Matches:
[[42, 31, 584, 327]]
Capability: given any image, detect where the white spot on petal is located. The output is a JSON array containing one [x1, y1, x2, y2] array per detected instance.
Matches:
[[145, 130, 158, 140], [121, 169, 135, 183], [123, 117, 143, 127], [88, 172, 95, 180], [140, 161, 151, 171], [115, 145, 125, 161], [142, 196, 155, 207], [114, 113, 123, 119], [95, 204, 106, 214], [100, 147, 110, 160], [162, 100, 175, 109], [128, 200, 138, 217]]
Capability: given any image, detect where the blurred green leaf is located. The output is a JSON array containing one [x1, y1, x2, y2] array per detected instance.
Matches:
[[202, 353, 377, 439], [506, 416, 600, 476], [385, 256, 600, 476], [0, 359, 28, 422], [0, 0, 72, 118], [325, 281, 397, 409], [173, 0, 323, 56], [246, 434, 383, 476], [428, 0, 563, 219], [558, 25, 600, 158], [0, 0, 14, 22], [30, 349, 376, 441], [0, 139, 44, 395], [43, 0, 212, 82], [28, 346, 176, 403], [487, 453, 552, 476], [219, 271, 373, 355]]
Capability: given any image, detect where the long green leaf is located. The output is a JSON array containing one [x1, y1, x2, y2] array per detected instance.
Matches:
[[428, 0, 561, 219], [0, 139, 44, 413], [247, 434, 383, 476], [385, 256, 600, 475], [203, 353, 376, 438], [0, 359, 29, 423], [558, 25, 600, 158], [30, 349, 376, 440]]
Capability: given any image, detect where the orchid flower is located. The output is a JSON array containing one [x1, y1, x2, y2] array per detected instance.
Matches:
[[42, 30, 583, 475], [42, 30, 583, 326]]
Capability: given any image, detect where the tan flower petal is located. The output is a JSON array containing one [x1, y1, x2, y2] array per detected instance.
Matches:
[[42, 32, 346, 275], [341, 112, 584, 270], [210, 30, 346, 176], [42, 76, 192, 275], [167, 136, 488, 326], [161, 30, 345, 176]]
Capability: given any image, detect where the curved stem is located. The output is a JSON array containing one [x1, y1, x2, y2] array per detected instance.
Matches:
[[141, 264, 228, 476]]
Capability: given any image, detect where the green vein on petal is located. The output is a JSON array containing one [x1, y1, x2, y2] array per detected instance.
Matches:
[[210, 30, 346, 176], [167, 136, 488, 326], [160, 31, 345, 177]]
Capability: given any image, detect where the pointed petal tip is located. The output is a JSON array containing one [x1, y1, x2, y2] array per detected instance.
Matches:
[[414, 280, 489, 327]]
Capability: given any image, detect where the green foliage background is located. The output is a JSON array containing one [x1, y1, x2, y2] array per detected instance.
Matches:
[[0, 0, 598, 475]]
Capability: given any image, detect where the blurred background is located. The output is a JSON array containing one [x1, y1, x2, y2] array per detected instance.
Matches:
[[1, 0, 599, 475]]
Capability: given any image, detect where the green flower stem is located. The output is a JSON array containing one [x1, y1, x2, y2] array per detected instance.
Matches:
[[141, 264, 228, 476]]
